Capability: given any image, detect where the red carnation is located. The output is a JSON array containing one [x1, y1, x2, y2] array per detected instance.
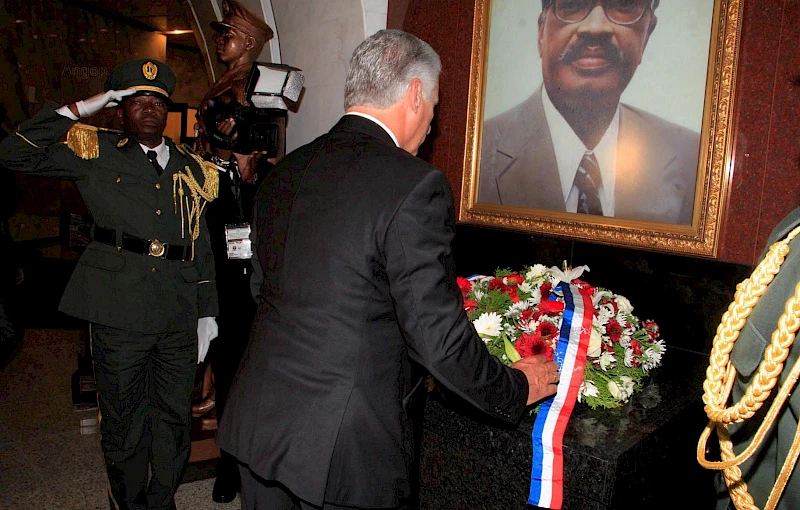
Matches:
[[489, 277, 506, 291], [538, 299, 565, 315], [536, 321, 559, 341], [463, 299, 478, 312], [516, 332, 555, 361], [540, 283, 553, 300], [457, 277, 472, 299], [606, 319, 623, 342], [630, 339, 643, 356], [643, 320, 659, 340], [506, 274, 525, 286], [520, 308, 535, 323]]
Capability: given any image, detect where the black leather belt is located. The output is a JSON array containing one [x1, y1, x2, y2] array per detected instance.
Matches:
[[93, 226, 190, 261]]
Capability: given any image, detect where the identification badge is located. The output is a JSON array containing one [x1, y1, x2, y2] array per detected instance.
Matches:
[[225, 223, 252, 260]]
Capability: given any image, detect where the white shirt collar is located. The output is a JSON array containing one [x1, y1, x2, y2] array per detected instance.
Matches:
[[541, 87, 619, 216], [139, 138, 169, 169], [345, 112, 400, 147]]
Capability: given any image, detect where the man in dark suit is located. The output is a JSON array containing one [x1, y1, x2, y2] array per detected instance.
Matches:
[[0, 59, 219, 510], [217, 29, 560, 510], [479, 0, 699, 224]]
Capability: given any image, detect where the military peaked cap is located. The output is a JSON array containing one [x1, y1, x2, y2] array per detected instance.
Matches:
[[211, 0, 274, 49], [105, 59, 176, 100]]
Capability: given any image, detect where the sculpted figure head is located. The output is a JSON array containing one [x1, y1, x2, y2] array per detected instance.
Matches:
[[211, 0, 274, 74]]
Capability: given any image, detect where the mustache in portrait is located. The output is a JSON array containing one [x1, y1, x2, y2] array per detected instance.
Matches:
[[558, 38, 623, 65]]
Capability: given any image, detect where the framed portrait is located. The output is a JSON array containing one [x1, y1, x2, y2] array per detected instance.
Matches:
[[459, 0, 743, 257]]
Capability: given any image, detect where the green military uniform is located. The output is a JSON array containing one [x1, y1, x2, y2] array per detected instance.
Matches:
[[716, 206, 800, 509], [0, 60, 218, 510]]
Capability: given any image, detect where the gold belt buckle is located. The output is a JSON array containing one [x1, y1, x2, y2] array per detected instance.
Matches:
[[149, 239, 165, 258]]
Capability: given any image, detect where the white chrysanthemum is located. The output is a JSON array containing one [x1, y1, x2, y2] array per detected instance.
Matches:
[[643, 341, 665, 370], [599, 351, 616, 371], [578, 380, 599, 402], [615, 295, 634, 314], [587, 327, 603, 358], [520, 319, 537, 335], [619, 336, 631, 349], [528, 288, 542, 304], [507, 301, 529, 317], [518, 281, 533, 293], [526, 264, 549, 280], [624, 348, 635, 367], [473, 312, 503, 338], [473, 289, 485, 300], [596, 304, 614, 325]]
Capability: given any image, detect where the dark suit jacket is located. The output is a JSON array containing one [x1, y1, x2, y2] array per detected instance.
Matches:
[[479, 87, 700, 224], [722, 206, 800, 509], [0, 103, 218, 333], [217, 115, 530, 508]]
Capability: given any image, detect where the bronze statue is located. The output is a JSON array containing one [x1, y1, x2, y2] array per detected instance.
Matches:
[[195, 0, 285, 180]]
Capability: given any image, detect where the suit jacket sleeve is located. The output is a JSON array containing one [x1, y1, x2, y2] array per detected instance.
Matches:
[[0, 102, 91, 179], [384, 170, 529, 423]]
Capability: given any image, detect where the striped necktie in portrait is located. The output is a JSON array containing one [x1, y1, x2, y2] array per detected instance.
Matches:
[[573, 152, 603, 216]]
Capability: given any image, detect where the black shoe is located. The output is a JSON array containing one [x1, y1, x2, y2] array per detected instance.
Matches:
[[212, 474, 238, 504]]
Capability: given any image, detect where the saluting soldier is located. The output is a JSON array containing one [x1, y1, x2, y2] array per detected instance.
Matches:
[[0, 59, 220, 510]]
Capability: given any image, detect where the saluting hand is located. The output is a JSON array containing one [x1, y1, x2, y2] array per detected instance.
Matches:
[[511, 355, 560, 406], [70, 88, 138, 118]]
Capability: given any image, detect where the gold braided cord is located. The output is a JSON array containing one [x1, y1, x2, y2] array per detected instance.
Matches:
[[697, 224, 800, 510], [172, 163, 218, 260]]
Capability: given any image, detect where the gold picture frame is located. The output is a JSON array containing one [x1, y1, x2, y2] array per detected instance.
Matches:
[[459, 0, 743, 257]]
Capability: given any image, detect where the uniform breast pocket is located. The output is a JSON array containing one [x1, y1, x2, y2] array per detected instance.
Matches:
[[80, 245, 126, 272]]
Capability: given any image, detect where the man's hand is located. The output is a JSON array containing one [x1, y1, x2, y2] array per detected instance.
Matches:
[[73, 88, 137, 118], [511, 355, 560, 406], [197, 316, 219, 363]]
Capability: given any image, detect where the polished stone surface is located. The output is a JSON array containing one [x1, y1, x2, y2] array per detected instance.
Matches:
[[418, 348, 717, 509]]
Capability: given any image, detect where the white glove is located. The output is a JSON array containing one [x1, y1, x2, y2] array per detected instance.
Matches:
[[75, 88, 137, 117], [197, 316, 219, 363]]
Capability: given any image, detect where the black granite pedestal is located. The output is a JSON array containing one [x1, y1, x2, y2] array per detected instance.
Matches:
[[417, 349, 718, 510]]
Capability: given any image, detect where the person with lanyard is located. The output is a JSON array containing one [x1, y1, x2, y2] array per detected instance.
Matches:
[[190, 0, 282, 503]]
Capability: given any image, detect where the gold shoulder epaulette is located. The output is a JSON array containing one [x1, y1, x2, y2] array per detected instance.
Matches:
[[65, 123, 99, 160]]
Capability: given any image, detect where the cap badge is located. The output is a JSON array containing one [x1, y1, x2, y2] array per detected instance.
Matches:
[[142, 61, 158, 81]]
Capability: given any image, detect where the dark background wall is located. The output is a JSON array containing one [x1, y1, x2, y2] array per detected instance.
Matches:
[[389, 0, 800, 355]]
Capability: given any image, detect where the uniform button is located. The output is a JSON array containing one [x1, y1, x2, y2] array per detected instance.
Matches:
[[151, 267, 157, 273], [155, 209, 162, 216], [116, 177, 121, 183], [155, 183, 161, 189]]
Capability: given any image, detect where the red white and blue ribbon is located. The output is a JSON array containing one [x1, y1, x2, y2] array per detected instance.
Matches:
[[528, 281, 593, 509]]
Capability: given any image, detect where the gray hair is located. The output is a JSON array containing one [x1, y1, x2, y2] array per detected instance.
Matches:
[[344, 29, 441, 110]]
